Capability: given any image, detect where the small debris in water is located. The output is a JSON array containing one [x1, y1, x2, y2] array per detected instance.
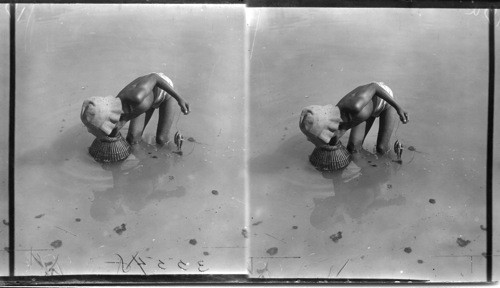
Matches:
[[75, 218, 81, 222], [266, 247, 278, 256], [330, 231, 342, 243], [429, 199, 436, 204], [151, 155, 158, 159], [404, 247, 412, 253], [285, 166, 289, 169], [211, 190, 218, 195], [50, 240, 62, 249], [252, 221, 263, 226], [371, 164, 377, 167], [169, 176, 175, 181], [241, 229, 248, 238], [113, 224, 127, 235], [35, 214, 45, 219], [480, 225, 487, 231], [408, 146, 424, 153], [189, 239, 197, 245], [387, 184, 392, 189], [2, 220, 8, 225], [292, 226, 298, 230], [3, 247, 8, 252], [203, 251, 209, 256], [457, 237, 471, 247], [482, 252, 487, 258], [418, 260, 424, 264], [187, 137, 196, 142]]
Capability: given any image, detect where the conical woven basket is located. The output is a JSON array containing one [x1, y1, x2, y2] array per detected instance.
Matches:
[[89, 132, 131, 163], [309, 142, 351, 171]]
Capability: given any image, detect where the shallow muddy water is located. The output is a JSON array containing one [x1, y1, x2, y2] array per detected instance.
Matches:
[[248, 8, 490, 281], [13, 4, 246, 275]]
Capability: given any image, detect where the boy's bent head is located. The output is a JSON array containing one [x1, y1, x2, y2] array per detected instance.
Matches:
[[299, 104, 341, 146], [81, 96, 123, 138]]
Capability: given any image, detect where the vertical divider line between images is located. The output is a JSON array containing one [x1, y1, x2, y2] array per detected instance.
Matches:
[[243, 7, 251, 278], [486, 7, 494, 283], [8, 2, 16, 278]]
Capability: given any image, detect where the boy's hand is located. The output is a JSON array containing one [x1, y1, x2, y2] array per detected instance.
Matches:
[[178, 100, 190, 115], [397, 108, 409, 124]]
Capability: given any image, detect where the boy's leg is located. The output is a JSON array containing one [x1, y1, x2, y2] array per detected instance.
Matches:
[[347, 117, 375, 153], [156, 96, 175, 146], [376, 106, 397, 155], [126, 109, 155, 144]]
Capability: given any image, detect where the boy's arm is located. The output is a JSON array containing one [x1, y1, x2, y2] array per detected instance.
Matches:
[[372, 83, 408, 123], [372, 83, 399, 110], [153, 73, 190, 114], [351, 83, 408, 123], [141, 73, 190, 114]]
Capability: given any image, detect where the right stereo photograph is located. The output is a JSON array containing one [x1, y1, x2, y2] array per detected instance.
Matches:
[[247, 8, 494, 281]]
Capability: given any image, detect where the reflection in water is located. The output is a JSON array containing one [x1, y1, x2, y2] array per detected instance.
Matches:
[[310, 151, 406, 231], [250, 133, 407, 231], [250, 134, 336, 192], [90, 141, 186, 222]]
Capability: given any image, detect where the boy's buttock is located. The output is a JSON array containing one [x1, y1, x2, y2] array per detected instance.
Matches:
[[152, 88, 170, 109], [151, 72, 174, 109], [371, 82, 394, 117]]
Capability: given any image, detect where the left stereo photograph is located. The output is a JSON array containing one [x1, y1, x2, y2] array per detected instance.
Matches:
[[13, 4, 246, 275]]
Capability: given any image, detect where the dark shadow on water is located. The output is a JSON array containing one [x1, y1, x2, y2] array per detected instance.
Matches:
[[89, 141, 186, 222], [15, 124, 188, 222], [249, 133, 407, 230], [310, 150, 406, 231]]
